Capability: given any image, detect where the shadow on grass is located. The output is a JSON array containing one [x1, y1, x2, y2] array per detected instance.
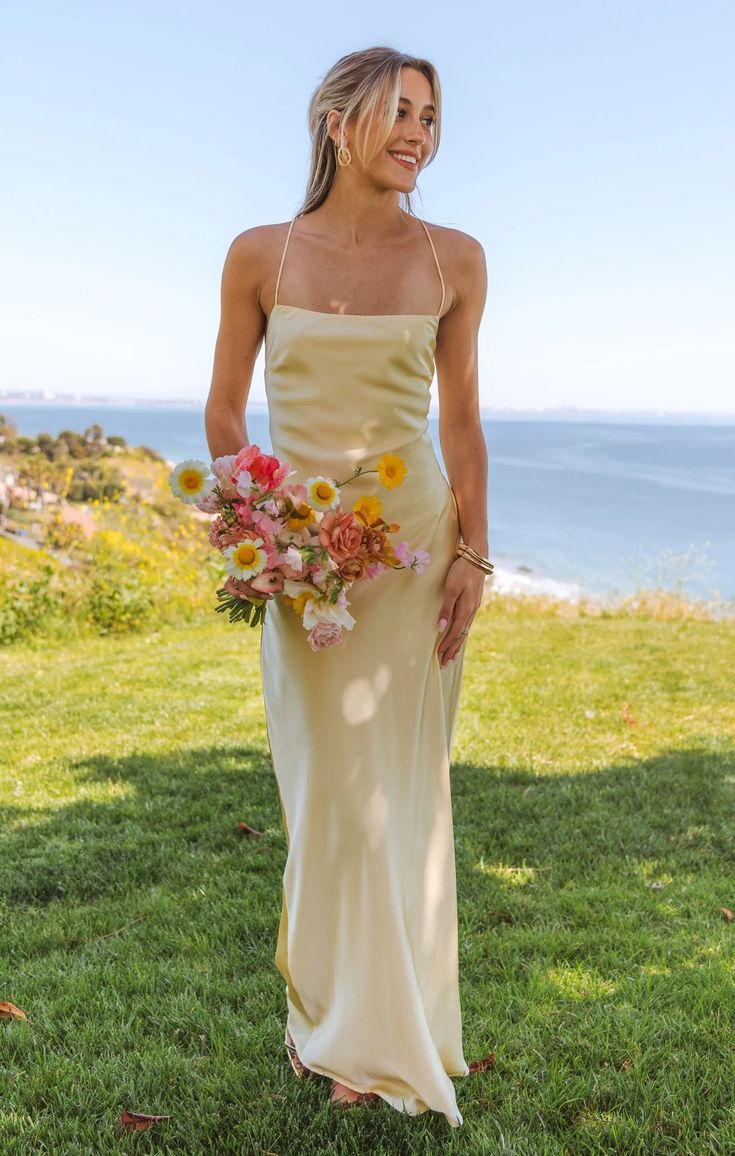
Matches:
[[3, 741, 733, 908], [3, 743, 735, 1151], [1, 743, 280, 906]]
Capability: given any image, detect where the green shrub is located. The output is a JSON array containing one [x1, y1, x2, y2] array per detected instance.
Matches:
[[82, 570, 154, 635]]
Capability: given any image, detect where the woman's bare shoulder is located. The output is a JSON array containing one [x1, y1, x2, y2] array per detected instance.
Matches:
[[225, 221, 293, 261], [423, 221, 485, 261], [422, 222, 486, 315], [220, 223, 294, 308]]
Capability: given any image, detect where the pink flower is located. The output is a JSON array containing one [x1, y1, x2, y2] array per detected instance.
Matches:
[[211, 455, 240, 499], [307, 622, 343, 650], [319, 509, 364, 563], [251, 508, 283, 536], [209, 518, 251, 549], [365, 562, 388, 580], [250, 571, 284, 595], [232, 502, 255, 526], [195, 492, 221, 514], [392, 540, 412, 566], [284, 482, 308, 505], [233, 444, 290, 491], [234, 469, 254, 498], [224, 575, 253, 601], [411, 548, 431, 574]]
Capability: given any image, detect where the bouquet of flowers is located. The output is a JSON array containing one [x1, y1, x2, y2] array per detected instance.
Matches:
[[169, 444, 429, 650]]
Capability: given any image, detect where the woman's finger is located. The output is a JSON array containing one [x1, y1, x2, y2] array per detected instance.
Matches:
[[438, 620, 472, 666]]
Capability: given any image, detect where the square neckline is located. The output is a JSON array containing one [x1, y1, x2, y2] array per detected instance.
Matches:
[[268, 302, 441, 324]]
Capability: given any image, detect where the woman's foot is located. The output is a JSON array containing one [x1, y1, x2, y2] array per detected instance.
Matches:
[[330, 1080, 379, 1107], [285, 1030, 312, 1078]]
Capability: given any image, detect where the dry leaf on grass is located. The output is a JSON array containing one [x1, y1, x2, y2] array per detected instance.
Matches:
[[239, 821, 262, 836], [0, 1001, 28, 1021], [468, 1051, 495, 1073], [118, 1111, 173, 1132], [720, 907, 734, 922]]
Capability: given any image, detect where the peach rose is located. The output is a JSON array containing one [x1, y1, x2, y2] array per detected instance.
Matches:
[[319, 509, 364, 563], [337, 556, 367, 581]]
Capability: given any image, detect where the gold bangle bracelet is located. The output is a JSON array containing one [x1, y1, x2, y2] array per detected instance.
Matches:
[[457, 553, 494, 575], [456, 542, 494, 574]]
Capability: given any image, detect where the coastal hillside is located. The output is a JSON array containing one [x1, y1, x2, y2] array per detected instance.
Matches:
[[1, 414, 729, 649]]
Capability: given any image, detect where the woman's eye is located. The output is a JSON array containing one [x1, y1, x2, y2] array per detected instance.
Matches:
[[396, 109, 435, 128]]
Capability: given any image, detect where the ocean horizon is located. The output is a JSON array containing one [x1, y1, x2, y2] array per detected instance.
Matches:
[[2, 399, 734, 606]]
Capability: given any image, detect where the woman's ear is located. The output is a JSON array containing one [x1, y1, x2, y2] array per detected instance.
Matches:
[[325, 108, 341, 145]]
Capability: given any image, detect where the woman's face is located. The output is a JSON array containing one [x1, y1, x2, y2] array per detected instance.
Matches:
[[335, 66, 437, 192]]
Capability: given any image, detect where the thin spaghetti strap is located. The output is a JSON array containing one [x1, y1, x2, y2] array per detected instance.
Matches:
[[274, 216, 297, 307], [418, 218, 446, 318]]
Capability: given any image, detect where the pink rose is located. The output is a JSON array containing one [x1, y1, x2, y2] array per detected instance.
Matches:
[[318, 509, 364, 563], [307, 622, 343, 650]]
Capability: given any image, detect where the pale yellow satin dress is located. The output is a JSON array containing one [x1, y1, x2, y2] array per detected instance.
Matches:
[[259, 214, 469, 1127]]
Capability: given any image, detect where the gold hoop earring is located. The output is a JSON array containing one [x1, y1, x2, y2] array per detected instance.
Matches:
[[336, 144, 352, 167]]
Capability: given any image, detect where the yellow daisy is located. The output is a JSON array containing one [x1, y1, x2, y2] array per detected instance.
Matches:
[[376, 453, 407, 489], [287, 502, 316, 530], [290, 591, 311, 618], [305, 476, 341, 511], [224, 538, 268, 579], [169, 459, 215, 504], [352, 494, 382, 524]]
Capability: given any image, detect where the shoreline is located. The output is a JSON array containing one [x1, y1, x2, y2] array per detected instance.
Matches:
[[485, 561, 587, 603], [165, 459, 733, 614]]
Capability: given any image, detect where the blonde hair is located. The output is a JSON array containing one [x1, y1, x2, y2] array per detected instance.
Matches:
[[295, 46, 442, 218]]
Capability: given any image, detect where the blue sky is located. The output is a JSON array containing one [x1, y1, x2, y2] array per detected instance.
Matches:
[[1, 0, 733, 414]]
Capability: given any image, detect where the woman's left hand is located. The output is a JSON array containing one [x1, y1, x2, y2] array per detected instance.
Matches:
[[436, 555, 486, 667]]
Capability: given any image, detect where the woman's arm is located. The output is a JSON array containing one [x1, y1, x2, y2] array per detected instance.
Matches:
[[433, 230, 489, 665], [204, 229, 268, 461], [204, 229, 275, 600], [434, 231, 489, 553]]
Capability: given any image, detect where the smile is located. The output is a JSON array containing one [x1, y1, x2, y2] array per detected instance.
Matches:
[[388, 152, 418, 170]]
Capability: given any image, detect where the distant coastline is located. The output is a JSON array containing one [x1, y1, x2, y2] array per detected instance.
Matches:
[[2, 391, 734, 425], [4, 397, 733, 605]]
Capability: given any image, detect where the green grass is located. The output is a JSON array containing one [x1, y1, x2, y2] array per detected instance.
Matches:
[[2, 605, 735, 1154]]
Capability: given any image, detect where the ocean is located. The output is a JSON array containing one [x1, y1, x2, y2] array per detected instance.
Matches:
[[2, 401, 734, 604]]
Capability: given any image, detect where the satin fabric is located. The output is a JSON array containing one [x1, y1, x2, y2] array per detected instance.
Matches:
[[259, 283, 469, 1126]]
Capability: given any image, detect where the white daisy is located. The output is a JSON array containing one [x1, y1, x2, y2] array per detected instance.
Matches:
[[169, 460, 216, 504], [305, 475, 341, 512], [223, 538, 268, 579]]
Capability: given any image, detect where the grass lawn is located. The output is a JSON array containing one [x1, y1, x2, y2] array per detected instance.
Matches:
[[2, 603, 735, 1154]]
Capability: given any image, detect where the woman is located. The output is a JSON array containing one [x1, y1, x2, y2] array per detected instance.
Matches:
[[205, 45, 489, 1127]]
